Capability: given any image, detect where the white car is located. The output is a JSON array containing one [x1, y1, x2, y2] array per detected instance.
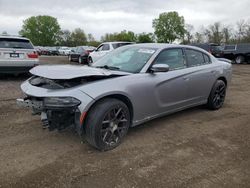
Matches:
[[58, 47, 71, 56], [0, 35, 39, 74], [89, 42, 134, 63]]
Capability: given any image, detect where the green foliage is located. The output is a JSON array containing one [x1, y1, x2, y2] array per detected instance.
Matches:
[[136, 32, 155, 43], [153, 11, 186, 43], [58, 29, 72, 46], [101, 30, 136, 42], [19, 15, 61, 46], [70, 28, 87, 46]]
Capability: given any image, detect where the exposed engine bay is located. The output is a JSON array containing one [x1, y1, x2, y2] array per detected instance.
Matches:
[[29, 75, 121, 89]]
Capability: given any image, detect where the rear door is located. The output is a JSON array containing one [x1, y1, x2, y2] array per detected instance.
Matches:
[[184, 48, 217, 103]]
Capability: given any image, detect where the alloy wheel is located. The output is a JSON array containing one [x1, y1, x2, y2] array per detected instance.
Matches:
[[101, 106, 128, 146], [212, 84, 226, 108]]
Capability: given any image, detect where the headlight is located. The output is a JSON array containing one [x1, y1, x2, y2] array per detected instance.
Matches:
[[43, 97, 81, 108]]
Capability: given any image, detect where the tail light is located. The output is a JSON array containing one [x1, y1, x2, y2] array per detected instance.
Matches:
[[28, 51, 38, 58]]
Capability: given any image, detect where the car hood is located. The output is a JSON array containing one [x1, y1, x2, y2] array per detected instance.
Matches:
[[29, 65, 131, 79]]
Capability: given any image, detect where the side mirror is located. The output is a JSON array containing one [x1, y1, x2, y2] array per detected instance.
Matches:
[[150, 64, 169, 73]]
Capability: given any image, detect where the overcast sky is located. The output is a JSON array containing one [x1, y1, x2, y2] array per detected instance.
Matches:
[[0, 0, 250, 39]]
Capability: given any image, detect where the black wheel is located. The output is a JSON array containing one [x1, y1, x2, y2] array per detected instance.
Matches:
[[207, 80, 226, 110], [235, 55, 245, 64], [78, 56, 82, 64], [85, 98, 130, 151], [88, 56, 93, 64]]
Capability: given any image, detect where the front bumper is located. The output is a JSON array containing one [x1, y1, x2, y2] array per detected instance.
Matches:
[[17, 80, 94, 133]]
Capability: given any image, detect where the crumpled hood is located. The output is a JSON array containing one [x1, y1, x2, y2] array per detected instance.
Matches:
[[30, 65, 131, 79]]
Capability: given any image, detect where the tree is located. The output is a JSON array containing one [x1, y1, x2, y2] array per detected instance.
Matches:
[[205, 22, 224, 44], [59, 29, 72, 46], [70, 28, 87, 46], [182, 24, 194, 44], [19, 15, 61, 46], [101, 30, 136, 42], [137, 32, 155, 43], [152, 11, 186, 43], [222, 25, 233, 44]]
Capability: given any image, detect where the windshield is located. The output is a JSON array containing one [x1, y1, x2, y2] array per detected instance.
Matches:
[[92, 46, 156, 73]]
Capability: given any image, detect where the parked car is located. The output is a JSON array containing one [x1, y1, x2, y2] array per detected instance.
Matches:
[[48, 47, 60, 56], [69, 46, 96, 64], [16, 44, 232, 151], [190, 43, 224, 57], [58, 46, 71, 56], [34, 46, 42, 56], [88, 41, 134, 63], [0, 35, 39, 74], [222, 43, 250, 64], [39, 47, 50, 56]]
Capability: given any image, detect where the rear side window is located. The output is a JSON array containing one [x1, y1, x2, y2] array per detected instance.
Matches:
[[112, 43, 132, 49], [0, 38, 34, 49], [203, 54, 211, 63], [186, 49, 210, 67], [102, 44, 110, 51]]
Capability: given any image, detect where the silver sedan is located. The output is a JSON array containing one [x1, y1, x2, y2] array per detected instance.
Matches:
[[17, 44, 232, 151]]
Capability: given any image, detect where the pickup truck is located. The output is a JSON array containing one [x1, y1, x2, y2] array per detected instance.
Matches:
[[223, 44, 250, 64]]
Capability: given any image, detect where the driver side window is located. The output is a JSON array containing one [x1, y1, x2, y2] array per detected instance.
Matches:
[[154, 48, 186, 70]]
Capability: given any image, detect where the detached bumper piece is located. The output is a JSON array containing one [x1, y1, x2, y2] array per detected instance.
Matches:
[[16, 98, 82, 132]]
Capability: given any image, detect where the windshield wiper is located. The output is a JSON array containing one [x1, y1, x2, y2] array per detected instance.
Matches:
[[95, 65, 120, 70]]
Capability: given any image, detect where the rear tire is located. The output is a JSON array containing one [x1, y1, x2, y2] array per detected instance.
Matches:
[[207, 80, 226, 110], [235, 55, 245, 64], [85, 98, 130, 151]]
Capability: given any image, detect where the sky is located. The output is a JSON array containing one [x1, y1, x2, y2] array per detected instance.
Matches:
[[0, 0, 250, 39]]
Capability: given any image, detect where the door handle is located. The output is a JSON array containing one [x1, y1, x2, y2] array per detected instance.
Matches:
[[183, 77, 189, 81]]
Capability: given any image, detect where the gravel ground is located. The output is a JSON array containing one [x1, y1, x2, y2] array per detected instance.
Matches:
[[0, 56, 249, 188]]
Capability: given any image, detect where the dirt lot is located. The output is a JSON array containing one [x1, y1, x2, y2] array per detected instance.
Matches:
[[0, 56, 249, 188]]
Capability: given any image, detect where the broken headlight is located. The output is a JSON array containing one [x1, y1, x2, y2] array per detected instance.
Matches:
[[43, 97, 81, 108]]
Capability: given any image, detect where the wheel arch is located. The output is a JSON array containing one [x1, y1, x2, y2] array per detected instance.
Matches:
[[82, 93, 134, 129], [217, 76, 227, 86]]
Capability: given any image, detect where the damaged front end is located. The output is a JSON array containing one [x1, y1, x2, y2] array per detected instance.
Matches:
[[17, 65, 129, 133], [17, 96, 82, 132]]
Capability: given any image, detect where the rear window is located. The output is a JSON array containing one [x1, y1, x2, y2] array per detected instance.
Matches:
[[112, 43, 133, 49], [0, 38, 34, 49]]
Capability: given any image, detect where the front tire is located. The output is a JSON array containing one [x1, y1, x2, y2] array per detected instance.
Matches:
[[85, 98, 130, 151], [88, 56, 93, 64], [207, 80, 226, 110], [78, 56, 82, 64]]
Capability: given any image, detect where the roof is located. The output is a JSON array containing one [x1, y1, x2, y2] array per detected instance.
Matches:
[[0, 35, 30, 41], [125, 43, 211, 55], [102, 41, 135, 44]]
